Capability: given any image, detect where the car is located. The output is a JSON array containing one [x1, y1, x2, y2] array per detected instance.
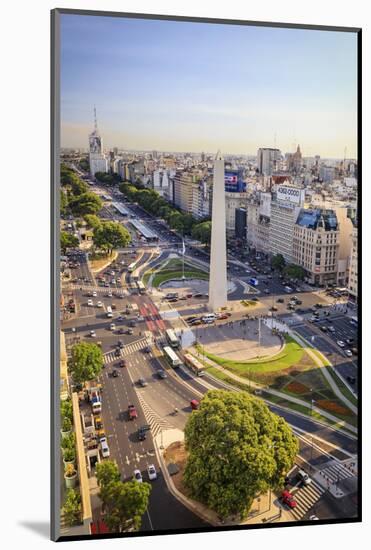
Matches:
[[167, 297, 178, 303], [127, 328, 134, 335], [337, 340, 345, 348], [111, 279, 116, 284], [90, 330, 96, 338], [277, 298, 284, 303], [112, 370, 119, 378], [351, 347, 358, 355], [133, 469, 143, 483], [147, 464, 157, 481], [344, 349, 353, 357], [129, 319, 137, 327], [92, 291, 97, 297], [118, 328, 125, 334], [346, 375, 356, 384], [96, 301, 103, 308], [138, 378, 148, 387], [309, 515, 319, 521], [194, 293, 203, 298], [346, 337, 354, 345], [114, 348, 121, 357], [138, 427, 147, 441], [281, 490, 297, 508], [87, 299, 94, 306], [107, 291, 113, 297], [217, 313, 229, 320], [110, 323, 116, 331], [158, 370, 167, 379], [118, 340, 124, 348], [189, 319, 202, 326], [143, 346, 151, 353], [270, 306, 278, 312], [187, 316, 198, 322], [328, 326, 335, 332], [117, 315, 124, 321], [297, 469, 311, 485], [117, 359, 126, 368], [295, 299, 302, 305], [100, 438, 110, 458], [320, 326, 328, 332]]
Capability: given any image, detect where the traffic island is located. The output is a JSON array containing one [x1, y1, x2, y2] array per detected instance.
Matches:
[[154, 430, 287, 526]]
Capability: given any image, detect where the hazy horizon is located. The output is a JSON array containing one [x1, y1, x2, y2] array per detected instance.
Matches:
[[61, 14, 358, 158]]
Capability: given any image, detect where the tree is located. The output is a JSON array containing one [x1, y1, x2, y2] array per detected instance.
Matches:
[[183, 390, 298, 520], [96, 460, 121, 489], [69, 342, 104, 384], [60, 190, 69, 215], [93, 221, 131, 254], [271, 253, 286, 272], [69, 192, 103, 216], [284, 264, 306, 280], [62, 489, 81, 526], [60, 231, 79, 253], [191, 221, 212, 245], [84, 214, 102, 230], [100, 480, 151, 532]]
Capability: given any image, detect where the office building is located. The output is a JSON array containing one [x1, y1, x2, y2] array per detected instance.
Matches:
[[270, 184, 304, 263], [257, 148, 281, 176], [348, 222, 358, 301], [88, 107, 108, 177]]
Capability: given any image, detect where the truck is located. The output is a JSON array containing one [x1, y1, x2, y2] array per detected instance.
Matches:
[[128, 404, 138, 420]]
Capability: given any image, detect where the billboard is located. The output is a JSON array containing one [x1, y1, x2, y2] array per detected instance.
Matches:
[[276, 185, 304, 205]]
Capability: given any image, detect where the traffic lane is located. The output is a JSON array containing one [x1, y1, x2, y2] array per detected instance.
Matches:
[[269, 405, 357, 455], [141, 475, 209, 532]]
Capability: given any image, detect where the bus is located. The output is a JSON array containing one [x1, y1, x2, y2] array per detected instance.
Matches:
[[183, 354, 206, 377], [128, 263, 136, 273], [165, 328, 180, 349], [163, 346, 182, 368], [137, 281, 146, 294], [106, 306, 113, 318]]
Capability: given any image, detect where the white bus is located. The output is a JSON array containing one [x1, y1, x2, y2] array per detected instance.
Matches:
[[183, 354, 206, 377], [163, 346, 182, 368], [165, 328, 180, 349], [106, 306, 113, 318], [137, 281, 146, 294], [128, 263, 136, 273]]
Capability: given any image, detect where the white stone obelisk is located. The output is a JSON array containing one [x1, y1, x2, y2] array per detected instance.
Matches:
[[208, 151, 227, 311]]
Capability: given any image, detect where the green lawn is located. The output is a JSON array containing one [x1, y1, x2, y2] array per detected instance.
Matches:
[[196, 335, 303, 374], [142, 257, 209, 287]]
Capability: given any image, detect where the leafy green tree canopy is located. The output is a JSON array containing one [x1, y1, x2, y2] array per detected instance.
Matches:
[[191, 221, 212, 244], [84, 214, 102, 230], [93, 221, 131, 253], [183, 390, 298, 520], [61, 231, 79, 253], [271, 254, 286, 271], [69, 342, 104, 384], [284, 264, 306, 280], [96, 460, 121, 488], [69, 192, 103, 216], [100, 479, 151, 532]]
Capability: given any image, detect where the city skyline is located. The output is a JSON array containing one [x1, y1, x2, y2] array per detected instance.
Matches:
[[61, 14, 357, 158]]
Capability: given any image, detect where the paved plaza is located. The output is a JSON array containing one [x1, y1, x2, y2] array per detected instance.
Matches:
[[197, 318, 282, 361]]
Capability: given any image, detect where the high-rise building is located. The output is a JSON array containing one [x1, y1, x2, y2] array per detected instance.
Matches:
[[209, 152, 227, 311], [270, 184, 304, 263], [235, 208, 247, 240], [348, 221, 358, 301], [287, 145, 303, 173], [257, 148, 281, 176], [88, 107, 108, 177]]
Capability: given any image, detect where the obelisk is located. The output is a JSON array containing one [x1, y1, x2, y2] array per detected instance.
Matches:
[[208, 151, 227, 311]]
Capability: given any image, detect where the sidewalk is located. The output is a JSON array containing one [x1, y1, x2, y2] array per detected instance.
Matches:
[[154, 429, 293, 527]]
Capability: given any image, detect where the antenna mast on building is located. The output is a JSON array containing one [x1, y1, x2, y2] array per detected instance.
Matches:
[[94, 105, 98, 132]]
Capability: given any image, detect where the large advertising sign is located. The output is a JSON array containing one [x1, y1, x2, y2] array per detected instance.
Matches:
[[276, 185, 304, 205], [225, 174, 238, 184]]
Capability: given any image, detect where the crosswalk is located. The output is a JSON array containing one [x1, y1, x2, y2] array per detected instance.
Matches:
[[316, 459, 356, 485], [136, 392, 173, 437], [65, 284, 128, 296], [290, 479, 325, 520], [103, 338, 149, 364]]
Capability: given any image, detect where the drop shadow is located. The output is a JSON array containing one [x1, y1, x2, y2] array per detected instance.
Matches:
[[18, 521, 50, 539]]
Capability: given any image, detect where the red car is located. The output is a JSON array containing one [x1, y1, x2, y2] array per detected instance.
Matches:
[[190, 399, 200, 410], [128, 405, 138, 420], [281, 490, 297, 509], [217, 314, 229, 320]]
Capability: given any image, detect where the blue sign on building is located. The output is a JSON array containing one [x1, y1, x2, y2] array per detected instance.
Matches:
[[224, 169, 245, 192]]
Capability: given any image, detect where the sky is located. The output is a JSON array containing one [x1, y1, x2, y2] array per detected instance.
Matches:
[[60, 14, 358, 158]]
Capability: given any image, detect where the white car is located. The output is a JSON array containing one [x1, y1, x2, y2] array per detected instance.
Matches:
[[107, 291, 113, 298], [100, 437, 110, 458], [92, 291, 97, 297], [133, 469, 143, 482], [97, 301, 103, 308], [110, 270, 115, 276], [297, 469, 311, 485], [87, 299, 94, 306], [328, 326, 335, 332], [111, 279, 116, 284], [337, 340, 345, 348], [344, 349, 353, 357], [110, 323, 116, 331], [147, 464, 157, 481], [90, 330, 96, 338]]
